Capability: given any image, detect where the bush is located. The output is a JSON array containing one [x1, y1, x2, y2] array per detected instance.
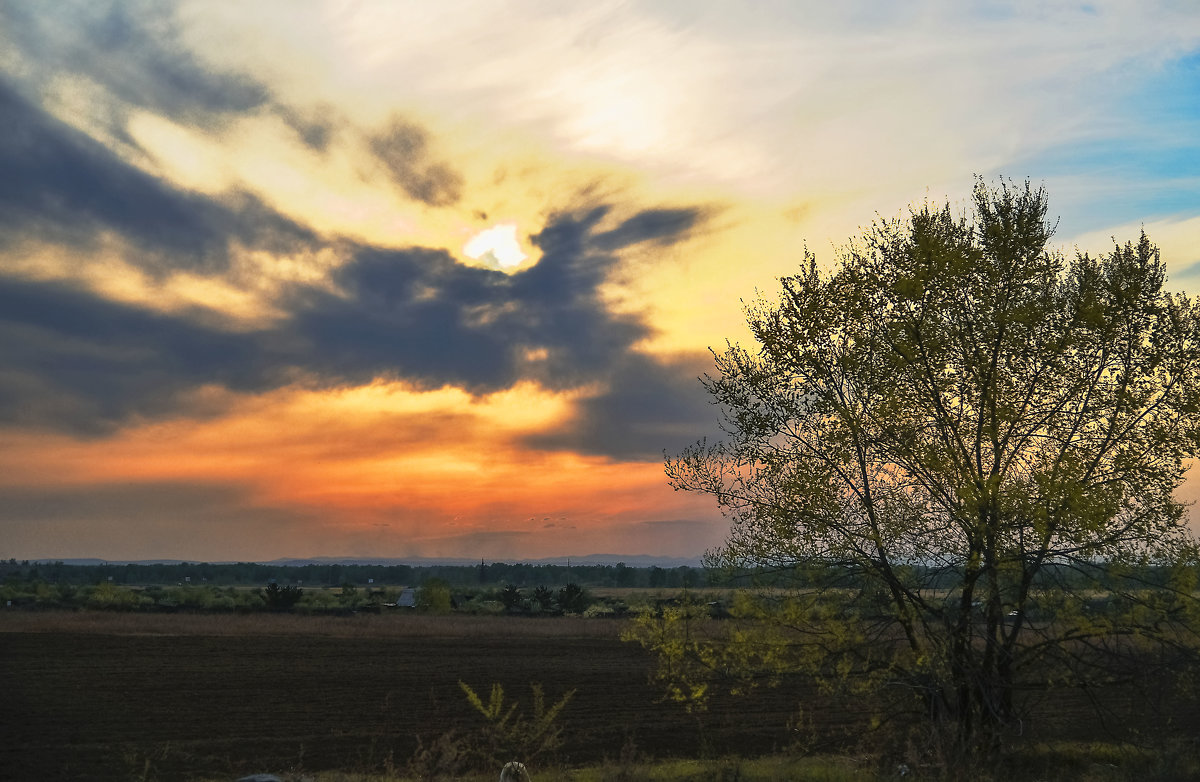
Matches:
[[557, 583, 589, 614], [531, 586, 555, 612], [416, 578, 453, 613], [262, 582, 303, 610], [457, 680, 575, 769], [500, 584, 525, 611]]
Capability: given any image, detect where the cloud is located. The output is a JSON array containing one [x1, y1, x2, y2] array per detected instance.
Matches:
[[273, 102, 340, 152], [0, 182, 715, 459], [0, 80, 317, 276], [367, 117, 464, 206], [0, 0, 269, 129], [525, 351, 717, 461], [199, 0, 1200, 208], [592, 207, 707, 250], [0, 2, 722, 463], [0, 480, 265, 523], [290, 204, 710, 396], [0, 276, 280, 434]]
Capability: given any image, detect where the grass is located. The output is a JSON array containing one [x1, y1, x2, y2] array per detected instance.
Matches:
[[184, 742, 1200, 781], [188, 754, 873, 781]]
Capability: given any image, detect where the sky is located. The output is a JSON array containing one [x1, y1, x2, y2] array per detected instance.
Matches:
[[3, 0, 1200, 563]]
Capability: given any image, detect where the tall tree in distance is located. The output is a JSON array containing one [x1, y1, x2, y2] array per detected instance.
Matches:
[[640, 180, 1200, 761]]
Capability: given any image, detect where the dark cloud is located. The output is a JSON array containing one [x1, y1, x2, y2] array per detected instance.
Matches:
[[368, 118, 464, 206], [2, 0, 462, 202], [0, 14, 716, 460], [273, 103, 339, 152], [292, 205, 707, 395], [0, 277, 283, 433], [0, 481, 272, 524], [593, 208, 706, 250], [0, 1, 365, 175], [0, 79, 317, 275], [0, 0, 268, 128], [294, 247, 529, 392], [0, 196, 715, 458], [524, 351, 718, 461]]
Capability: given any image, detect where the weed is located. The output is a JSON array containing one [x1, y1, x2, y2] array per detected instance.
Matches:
[[458, 680, 576, 768], [406, 730, 472, 781]]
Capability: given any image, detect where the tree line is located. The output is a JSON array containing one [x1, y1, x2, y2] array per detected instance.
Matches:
[[0, 558, 707, 589]]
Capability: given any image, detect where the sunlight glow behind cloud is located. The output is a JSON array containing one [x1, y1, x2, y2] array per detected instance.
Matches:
[[463, 223, 528, 269]]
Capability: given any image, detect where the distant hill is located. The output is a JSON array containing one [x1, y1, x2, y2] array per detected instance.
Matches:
[[267, 554, 705, 568], [23, 554, 704, 568]]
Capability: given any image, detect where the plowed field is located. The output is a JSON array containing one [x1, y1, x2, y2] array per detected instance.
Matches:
[[0, 613, 824, 781], [3, 611, 1194, 781]]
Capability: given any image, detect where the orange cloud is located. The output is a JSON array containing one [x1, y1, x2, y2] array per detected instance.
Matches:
[[0, 381, 724, 559]]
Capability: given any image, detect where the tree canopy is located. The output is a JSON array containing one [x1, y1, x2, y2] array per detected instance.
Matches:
[[634, 180, 1200, 761]]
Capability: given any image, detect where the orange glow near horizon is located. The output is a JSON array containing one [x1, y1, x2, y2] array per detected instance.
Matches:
[[0, 381, 726, 560]]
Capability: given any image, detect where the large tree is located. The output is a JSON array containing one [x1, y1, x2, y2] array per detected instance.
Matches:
[[636, 180, 1200, 759]]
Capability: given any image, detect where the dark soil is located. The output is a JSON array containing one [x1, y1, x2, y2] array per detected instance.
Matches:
[[0, 615, 819, 781], [1, 612, 1195, 781]]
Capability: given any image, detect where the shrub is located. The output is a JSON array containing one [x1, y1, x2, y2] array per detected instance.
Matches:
[[557, 583, 589, 614], [262, 582, 303, 610], [458, 680, 575, 769], [416, 578, 453, 613]]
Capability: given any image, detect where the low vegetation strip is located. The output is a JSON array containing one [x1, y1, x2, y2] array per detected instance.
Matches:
[[0, 610, 627, 639]]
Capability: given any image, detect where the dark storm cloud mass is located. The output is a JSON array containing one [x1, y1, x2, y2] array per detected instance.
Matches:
[[0, 80, 317, 275], [0, 277, 284, 434], [2, 0, 368, 158], [0, 194, 715, 456], [293, 205, 694, 395]]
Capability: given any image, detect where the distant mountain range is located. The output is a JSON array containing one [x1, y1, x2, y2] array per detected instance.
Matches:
[[25, 554, 705, 568]]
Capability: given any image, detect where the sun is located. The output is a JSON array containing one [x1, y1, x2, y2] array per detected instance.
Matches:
[[463, 223, 528, 270]]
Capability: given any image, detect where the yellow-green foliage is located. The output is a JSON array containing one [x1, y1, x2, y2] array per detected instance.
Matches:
[[658, 182, 1200, 759], [86, 580, 144, 610], [458, 680, 575, 766], [416, 579, 453, 613], [620, 595, 714, 710], [621, 588, 899, 714]]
